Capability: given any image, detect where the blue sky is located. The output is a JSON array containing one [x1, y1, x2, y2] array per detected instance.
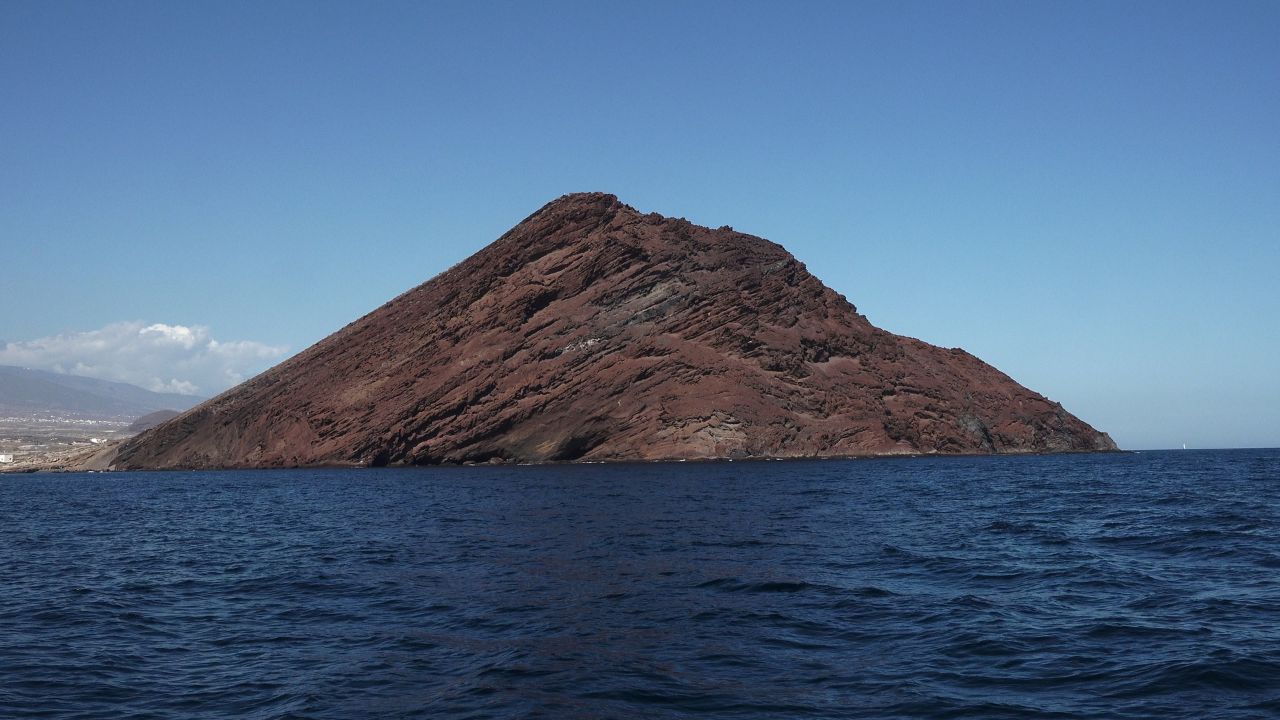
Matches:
[[2, 1, 1277, 449]]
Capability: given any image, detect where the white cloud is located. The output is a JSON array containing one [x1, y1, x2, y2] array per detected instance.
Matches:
[[0, 322, 289, 396]]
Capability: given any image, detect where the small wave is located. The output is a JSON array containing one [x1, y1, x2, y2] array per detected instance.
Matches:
[[1107, 656, 1280, 696], [985, 519, 1037, 533], [1083, 621, 1210, 640], [695, 577, 814, 593], [690, 539, 767, 548]]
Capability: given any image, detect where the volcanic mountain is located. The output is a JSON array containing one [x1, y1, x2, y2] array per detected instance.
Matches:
[[112, 193, 1115, 469]]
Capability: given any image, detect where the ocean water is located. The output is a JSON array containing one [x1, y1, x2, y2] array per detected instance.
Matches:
[[1, 450, 1278, 719]]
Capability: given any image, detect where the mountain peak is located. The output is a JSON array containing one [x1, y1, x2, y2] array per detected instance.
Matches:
[[524, 191, 627, 223], [547, 191, 622, 207]]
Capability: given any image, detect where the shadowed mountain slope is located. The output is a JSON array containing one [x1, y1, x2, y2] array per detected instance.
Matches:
[[126, 409, 183, 433], [113, 193, 1114, 468]]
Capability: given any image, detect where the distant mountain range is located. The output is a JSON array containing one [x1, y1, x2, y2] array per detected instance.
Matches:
[[0, 365, 203, 420]]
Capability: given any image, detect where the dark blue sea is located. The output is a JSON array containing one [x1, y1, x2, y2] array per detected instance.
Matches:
[[2, 450, 1278, 719]]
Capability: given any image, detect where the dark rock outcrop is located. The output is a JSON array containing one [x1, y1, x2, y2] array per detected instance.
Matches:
[[113, 193, 1115, 469]]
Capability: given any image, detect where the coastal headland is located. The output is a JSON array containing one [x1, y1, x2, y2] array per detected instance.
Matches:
[[96, 193, 1114, 469]]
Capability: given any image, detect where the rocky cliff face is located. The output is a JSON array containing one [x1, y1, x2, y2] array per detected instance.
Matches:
[[113, 193, 1115, 469]]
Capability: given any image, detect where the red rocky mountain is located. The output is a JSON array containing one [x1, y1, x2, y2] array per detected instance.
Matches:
[[111, 193, 1115, 469]]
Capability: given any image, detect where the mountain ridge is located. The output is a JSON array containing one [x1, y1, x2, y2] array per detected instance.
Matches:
[[0, 365, 203, 420], [111, 192, 1115, 469]]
